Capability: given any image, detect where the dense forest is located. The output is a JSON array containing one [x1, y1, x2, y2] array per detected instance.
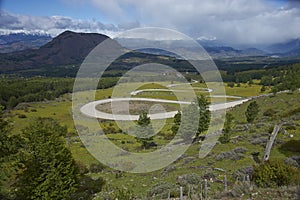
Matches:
[[0, 77, 118, 109], [221, 63, 300, 90]]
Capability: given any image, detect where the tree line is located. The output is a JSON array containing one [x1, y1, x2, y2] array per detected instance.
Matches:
[[221, 63, 300, 92], [2, 62, 299, 111], [0, 77, 118, 109]]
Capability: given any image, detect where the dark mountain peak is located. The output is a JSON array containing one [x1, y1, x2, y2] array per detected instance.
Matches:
[[54, 30, 106, 39], [59, 30, 76, 35], [0, 31, 115, 73], [41, 30, 109, 49]]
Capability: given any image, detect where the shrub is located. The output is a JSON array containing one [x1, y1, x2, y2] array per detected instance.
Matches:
[[216, 147, 247, 161], [89, 163, 105, 173], [219, 134, 230, 144], [202, 172, 215, 180], [253, 160, 299, 188], [285, 125, 296, 130], [76, 161, 89, 175], [71, 176, 105, 200], [148, 182, 178, 198], [279, 140, 300, 153], [245, 101, 260, 123], [234, 166, 253, 178], [281, 107, 300, 118], [177, 173, 202, 186], [161, 164, 176, 176], [231, 153, 245, 161], [232, 147, 247, 154], [268, 126, 274, 133], [182, 156, 196, 165], [229, 181, 252, 198], [18, 114, 27, 118], [215, 151, 233, 160], [290, 156, 300, 165], [284, 157, 299, 167], [263, 108, 277, 117], [113, 188, 134, 200], [250, 137, 267, 146], [227, 82, 235, 88]]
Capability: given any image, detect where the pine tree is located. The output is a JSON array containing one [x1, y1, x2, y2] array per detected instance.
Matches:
[[196, 95, 210, 139], [245, 101, 260, 123], [171, 111, 181, 136], [15, 118, 79, 200], [7, 96, 18, 109], [179, 103, 199, 142], [219, 113, 234, 144], [136, 112, 154, 149], [171, 96, 210, 143]]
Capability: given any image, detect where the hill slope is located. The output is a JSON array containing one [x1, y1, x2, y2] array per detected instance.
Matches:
[[0, 31, 110, 73]]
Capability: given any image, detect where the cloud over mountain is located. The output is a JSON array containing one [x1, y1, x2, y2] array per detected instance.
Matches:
[[1, 0, 300, 46], [0, 11, 120, 37], [85, 0, 300, 45]]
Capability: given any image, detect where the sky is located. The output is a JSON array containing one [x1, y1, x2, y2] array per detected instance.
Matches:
[[0, 0, 300, 47]]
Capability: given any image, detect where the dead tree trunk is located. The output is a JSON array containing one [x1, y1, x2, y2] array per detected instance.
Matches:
[[263, 124, 282, 162]]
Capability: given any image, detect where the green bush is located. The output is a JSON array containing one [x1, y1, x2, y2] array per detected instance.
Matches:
[[89, 163, 105, 173], [71, 176, 105, 200], [263, 108, 277, 117], [253, 160, 299, 188], [279, 140, 300, 153], [76, 161, 89, 175], [113, 188, 134, 200], [97, 187, 134, 200], [147, 182, 178, 198], [219, 133, 230, 144], [18, 114, 27, 118], [245, 101, 259, 123], [227, 82, 235, 88]]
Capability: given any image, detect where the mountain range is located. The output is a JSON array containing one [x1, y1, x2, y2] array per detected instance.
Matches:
[[0, 31, 299, 75], [0, 33, 52, 53], [265, 38, 300, 56], [197, 38, 300, 57]]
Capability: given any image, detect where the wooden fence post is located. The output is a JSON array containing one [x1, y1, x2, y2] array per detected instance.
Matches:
[[224, 175, 227, 191], [200, 181, 203, 200], [204, 179, 208, 199], [246, 175, 250, 182], [180, 186, 183, 200]]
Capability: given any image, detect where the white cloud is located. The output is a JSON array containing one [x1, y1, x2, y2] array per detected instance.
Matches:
[[0, 10, 121, 37], [85, 0, 300, 45], [1, 0, 300, 46]]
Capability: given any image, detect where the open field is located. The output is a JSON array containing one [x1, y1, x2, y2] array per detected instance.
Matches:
[[7, 79, 300, 198], [96, 100, 179, 115]]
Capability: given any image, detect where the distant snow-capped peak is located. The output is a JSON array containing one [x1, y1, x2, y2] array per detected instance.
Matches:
[[0, 29, 51, 37]]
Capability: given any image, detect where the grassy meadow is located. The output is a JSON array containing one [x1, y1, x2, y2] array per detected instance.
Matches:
[[7, 80, 299, 198]]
